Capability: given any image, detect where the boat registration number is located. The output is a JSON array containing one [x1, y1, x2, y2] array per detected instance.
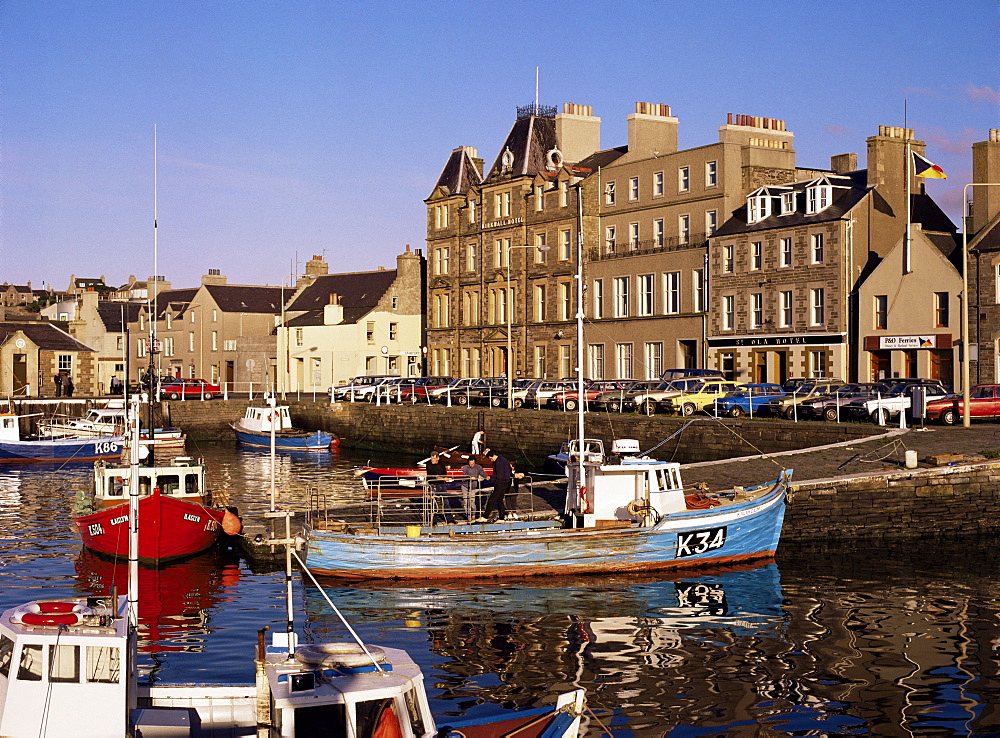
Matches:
[[676, 527, 727, 557], [94, 441, 119, 454]]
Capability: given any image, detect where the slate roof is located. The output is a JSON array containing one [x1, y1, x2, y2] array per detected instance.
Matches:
[[97, 301, 143, 332], [285, 270, 397, 325], [431, 147, 484, 198], [575, 146, 628, 172], [151, 289, 199, 319], [924, 231, 964, 271], [969, 217, 1000, 254], [204, 284, 284, 314], [0, 321, 95, 352], [485, 114, 559, 180]]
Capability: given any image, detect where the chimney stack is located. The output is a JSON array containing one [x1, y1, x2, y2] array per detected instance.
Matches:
[[555, 103, 601, 164], [830, 153, 858, 174], [626, 102, 678, 157], [971, 129, 1000, 236]]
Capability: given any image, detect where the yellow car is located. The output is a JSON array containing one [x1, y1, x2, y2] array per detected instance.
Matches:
[[659, 380, 745, 416]]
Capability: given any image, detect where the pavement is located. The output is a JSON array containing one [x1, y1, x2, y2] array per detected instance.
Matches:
[[682, 421, 1000, 491]]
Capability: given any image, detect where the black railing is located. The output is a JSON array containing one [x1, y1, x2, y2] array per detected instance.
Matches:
[[589, 234, 709, 261]]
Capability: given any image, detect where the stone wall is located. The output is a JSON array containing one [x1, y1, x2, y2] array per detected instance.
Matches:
[[784, 462, 1000, 541]]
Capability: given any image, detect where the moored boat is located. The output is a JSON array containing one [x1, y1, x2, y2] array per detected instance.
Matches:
[[308, 438, 791, 579], [74, 456, 238, 564], [38, 405, 186, 449], [0, 412, 123, 463], [358, 446, 493, 495], [231, 404, 336, 450]]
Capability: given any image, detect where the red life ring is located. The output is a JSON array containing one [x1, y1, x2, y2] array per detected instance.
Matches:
[[14, 611, 84, 627], [579, 485, 590, 514], [34, 601, 81, 614]]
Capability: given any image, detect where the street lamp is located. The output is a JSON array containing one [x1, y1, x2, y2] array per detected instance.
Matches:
[[961, 182, 1000, 427], [506, 242, 551, 408]]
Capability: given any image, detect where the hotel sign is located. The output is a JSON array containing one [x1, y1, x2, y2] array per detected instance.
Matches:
[[879, 335, 936, 349], [708, 333, 845, 348], [484, 217, 524, 229]]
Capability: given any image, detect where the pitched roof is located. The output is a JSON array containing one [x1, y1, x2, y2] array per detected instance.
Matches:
[[971, 218, 1000, 254], [431, 147, 484, 198], [97, 301, 143, 332], [203, 284, 284, 314], [0, 321, 95, 352], [151, 289, 199, 319], [485, 114, 559, 180], [286, 270, 397, 324], [575, 146, 628, 171]]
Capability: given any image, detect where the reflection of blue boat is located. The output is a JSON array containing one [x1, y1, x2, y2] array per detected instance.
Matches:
[[0, 413, 122, 463], [231, 405, 335, 450]]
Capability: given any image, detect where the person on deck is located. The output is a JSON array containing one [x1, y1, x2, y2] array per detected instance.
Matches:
[[425, 450, 450, 522], [460, 457, 487, 521], [478, 450, 512, 523], [471, 429, 486, 456]]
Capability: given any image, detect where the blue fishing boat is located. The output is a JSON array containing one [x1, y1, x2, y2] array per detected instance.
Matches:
[[307, 438, 791, 579], [0, 412, 122, 463], [231, 404, 337, 450]]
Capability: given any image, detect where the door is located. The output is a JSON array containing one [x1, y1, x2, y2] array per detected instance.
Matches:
[[12, 354, 27, 394], [754, 351, 768, 383]]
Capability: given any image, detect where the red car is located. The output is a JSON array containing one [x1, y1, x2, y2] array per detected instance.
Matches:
[[924, 384, 1000, 425], [397, 377, 455, 402], [160, 378, 220, 400], [547, 380, 634, 411]]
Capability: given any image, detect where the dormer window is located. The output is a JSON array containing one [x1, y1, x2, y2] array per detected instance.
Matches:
[[781, 192, 796, 215], [747, 194, 772, 223], [806, 184, 832, 214]]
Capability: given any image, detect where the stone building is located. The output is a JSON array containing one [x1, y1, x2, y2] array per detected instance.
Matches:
[[0, 320, 98, 396], [281, 249, 425, 391], [708, 126, 959, 385], [968, 129, 1000, 384]]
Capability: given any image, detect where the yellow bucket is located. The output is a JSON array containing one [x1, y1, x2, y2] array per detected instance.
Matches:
[[405, 525, 422, 538]]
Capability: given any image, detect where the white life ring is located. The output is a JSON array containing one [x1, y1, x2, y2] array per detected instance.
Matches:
[[294, 642, 388, 669]]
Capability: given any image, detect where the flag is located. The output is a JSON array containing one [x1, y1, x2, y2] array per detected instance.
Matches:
[[912, 151, 947, 179]]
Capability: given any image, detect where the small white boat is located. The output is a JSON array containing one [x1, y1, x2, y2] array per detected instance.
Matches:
[[38, 406, 186, 449], [231, 404, 337, 450]]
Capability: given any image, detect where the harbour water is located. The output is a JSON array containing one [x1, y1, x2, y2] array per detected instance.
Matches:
[[1, 443, 998, 735]]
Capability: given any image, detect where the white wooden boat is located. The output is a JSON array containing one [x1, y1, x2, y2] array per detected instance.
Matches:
[[38, 406, 186, 449]]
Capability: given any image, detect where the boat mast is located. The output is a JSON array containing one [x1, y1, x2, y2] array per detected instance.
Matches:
[[575, 183, 586, 511], [126, 394, 142, 721], [147, 126, 159, 466]]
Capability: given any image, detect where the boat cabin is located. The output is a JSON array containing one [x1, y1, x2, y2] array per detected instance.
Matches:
[[0, 595, 128, 738], [566, 438, 687, 526], [239, 406, 293, 434], [92, 456, 208, 509], [0, 414, 19, 442]]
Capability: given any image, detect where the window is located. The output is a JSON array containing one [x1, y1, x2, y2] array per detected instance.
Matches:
[[212, 309, 217, 322], [559, 345, 572, 377], [604, 181, 616, 205], [751, 293, 763, 329], [614, 277, 630, 317], [593, 279, 604, 319], [223, 339, 235, 352], [534, 346, 546, 377], [723, 244, 734, 273], [706, 161, 717, 188], [534, 285, 546, 322], [463, 290, 478, 325], [780, 291, 793, 328], [559, 282, 572, 321], [190, 310, 195, 323], [534, 185, 544, 211], [188, 332, 194, 352], [678, 166, 690, 193], [434, 204, 449, 229], [164, 337, 175, 356], [137, 339, 146, 358], [751, 241, 763, 270], [638, 274, 654, 316], [212, 330, 219, 350], [629, 176, 639, 201], [165, 313, 172, 329], [366, 322, 375, 343], [616, 343, 634, 379], [605, 226, 616, 254], [0, 635, 12, 678], [467, 242, 478, 272], [653, 171, 664, 197], [653, 218, 664, 247], [494, 238, 509, 268], [18, 644, 42, 681], [811, 288, 825, 325], [468, 199, 476, 223], [86, 645, 120, 683], [706, 210, 718, 235], [437, 295, 450, 328], [781, 191, 796, 214], [748, 195, 771, 223], [693, 269, 706, 312], [811, 233, 824, 263], [875, 295, 888, 329], [389, 322, 398, 340], [664, 271, 680, 314], [494, 191, 511, 218], [435, 246, 450, 275], [493, 288, 506, 324], [645, 342, 663, 379], [629, 222, 640, 249], [935, 292, 949, 327], [58, 354, 72, 372], [810, 351, 828, 379], [588, 344, 605, 379], [780, 237, 793, 267], [534, 233, 547, 262], [723, 295, 735, 330], [806, 185, 831, 214], [559, 181, 568, 207], [559, 229, 572, 261], [678, 214, 691, 244]]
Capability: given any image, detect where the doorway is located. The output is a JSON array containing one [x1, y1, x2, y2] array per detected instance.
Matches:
[[12, 354, 27, 394]]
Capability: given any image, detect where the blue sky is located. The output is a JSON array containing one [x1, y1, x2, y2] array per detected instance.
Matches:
[[2, 0, 997, 290]]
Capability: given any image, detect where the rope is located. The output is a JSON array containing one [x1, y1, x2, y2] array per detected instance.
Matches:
[[701, 414, 788, 471]]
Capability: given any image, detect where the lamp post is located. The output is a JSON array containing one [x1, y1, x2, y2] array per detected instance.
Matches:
[[961, 182, 1000, 427], [506, 242, 551, 408]]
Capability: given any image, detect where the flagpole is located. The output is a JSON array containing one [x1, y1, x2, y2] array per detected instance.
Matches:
[[904, 102, 911, 275]]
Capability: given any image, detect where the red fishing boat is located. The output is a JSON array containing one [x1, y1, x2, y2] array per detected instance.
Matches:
[[74, 456, 240, 564]]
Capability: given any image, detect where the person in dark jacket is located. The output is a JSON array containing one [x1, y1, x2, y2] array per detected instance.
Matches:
[[63, 375, 75, 397], [425, 450, 450, 522], [478, 450, 512, 522]]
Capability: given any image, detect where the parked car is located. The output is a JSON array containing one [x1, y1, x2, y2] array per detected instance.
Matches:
[[465, 378, 517, 407], [764, 379, 845, 419], [634, 378, 713, 416], [588, 380, 658, 412], [353, 376, 404, 402], [797, 382, 892, 421], [659, 380, 745, 416], [331, 375, 396, 400], [396, 376, 455, 402], [161, 378, 220, 400], [547, 380, 634, 412], [128, 374, 175, 394], [712, 383, 786, 417], [523, 380, 578, 409], [924, 384, 1000, 425], [844, 379, 950, 425], [659, 368, 725, 382], [429, 377, 506, 406]]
